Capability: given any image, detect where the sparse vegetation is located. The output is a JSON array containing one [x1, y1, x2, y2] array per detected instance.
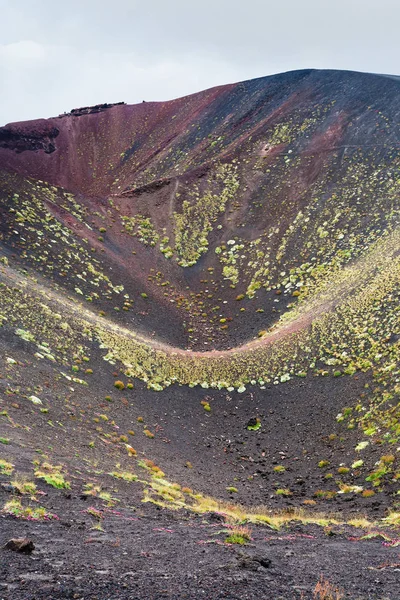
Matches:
[[11, 477, 37, 497], [313, 575, 343, 600], [0, 69, 399, 599], [34, 463, 70, 489], [3, 498, 57, 521], [0, 459, 14, 475], [224, 525, 252, 545]]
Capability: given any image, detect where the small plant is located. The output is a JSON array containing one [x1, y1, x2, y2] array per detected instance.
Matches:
[[0, 459, 14, 475], [355, 440, 369, 451], [114, 380, 125, 390], [127, 383, 134, 390], [226, 486, 238, 493], [380, 454, 395, 465], [365, 457, 391, 486], [34, 463, 70, 489], [137, 416, 144, 423], [3, 498, 57, 521], [313, 490, 337, 499], [318, 460, 330, 468], [0, 437, 10, 444], [313, 575, 343, 600], [273, 465, 286, 473], [146, 461, 165, 477], [362, 489, 375, 498], [11, 477, 37, 497], [337, 466, 350, 474], [201, 400, 211, 412], [143, 429, 154, 439], [275, 488, 292, 496], [87, 506, 103, 520], [109, 471, 138, 482], [3, 498, 24, 518], [383, 511, 400, 526], [225, 525, 251, 545], [338, 483, 363, 494], [247, 418, 261, 431], [98, 491, 118, 507], [83, 483, 101, 497]]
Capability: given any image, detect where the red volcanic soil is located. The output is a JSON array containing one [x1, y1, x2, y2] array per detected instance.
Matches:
[[0, 83, 234, 196], [1, 68, 399, 200]]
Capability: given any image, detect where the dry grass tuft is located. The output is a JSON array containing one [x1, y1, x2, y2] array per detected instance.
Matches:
[[313, 575, 343, 600]]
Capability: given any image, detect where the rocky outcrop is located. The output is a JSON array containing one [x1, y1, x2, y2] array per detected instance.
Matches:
[[59, 102, 126, 118], [0, 123, 59, 154]]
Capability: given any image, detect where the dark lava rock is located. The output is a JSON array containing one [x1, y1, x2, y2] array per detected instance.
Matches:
[[238, 553, 271, 570], [1, 483, 16, 493], [206, 511, 226, 523], [0, 125, 59, 154], [4, 538, 35, 554]]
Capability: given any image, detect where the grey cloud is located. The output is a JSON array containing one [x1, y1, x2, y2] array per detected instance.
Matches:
[[1, 0, 399, 124]]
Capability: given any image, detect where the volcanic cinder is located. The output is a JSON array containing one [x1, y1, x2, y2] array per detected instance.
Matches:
[[0, 69, 399, 600]]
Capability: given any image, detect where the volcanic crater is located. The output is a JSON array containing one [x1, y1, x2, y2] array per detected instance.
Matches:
[[0, 69, 399, 599]]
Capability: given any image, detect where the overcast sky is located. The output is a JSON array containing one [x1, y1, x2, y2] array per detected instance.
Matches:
[[1, 0, 399, 125]]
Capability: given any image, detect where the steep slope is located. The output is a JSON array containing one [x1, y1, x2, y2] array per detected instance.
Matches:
[[1, 69, 400, 351]]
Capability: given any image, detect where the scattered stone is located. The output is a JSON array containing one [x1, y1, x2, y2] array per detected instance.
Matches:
[[1, 483, 16, 493], [95, 570, 110, 576], [238, 556, 259, 571], [207, 511, 225, 523], [238, 553, 271, 570], [3, 538, 35, 554], [252, 554, 272, 569], [19, 573, 53, 582]]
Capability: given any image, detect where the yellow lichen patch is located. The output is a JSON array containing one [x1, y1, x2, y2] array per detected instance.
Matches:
[[173, 163, 239, 267]]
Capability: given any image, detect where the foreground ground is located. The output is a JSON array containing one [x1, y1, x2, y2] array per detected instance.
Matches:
[[0, 335, 399, 599], [1, 478, 400, 600]]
